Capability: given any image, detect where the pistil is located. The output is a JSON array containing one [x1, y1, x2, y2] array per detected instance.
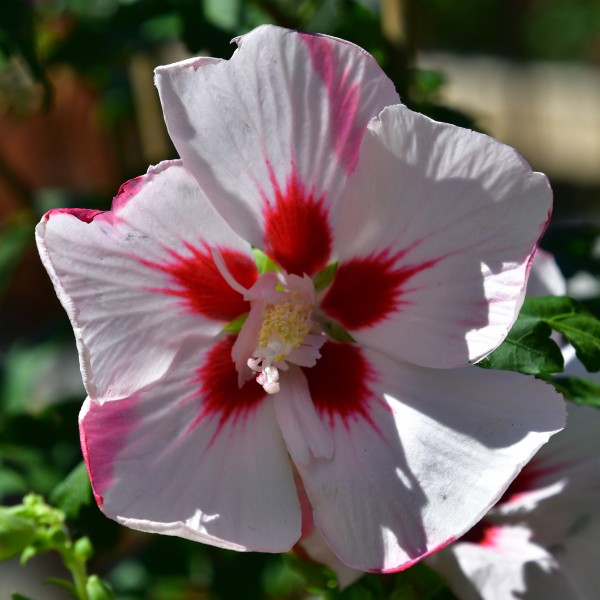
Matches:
[[244, 273, 324, 394]]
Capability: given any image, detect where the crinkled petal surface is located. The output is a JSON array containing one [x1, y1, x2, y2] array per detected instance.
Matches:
[[322, 105, 552, 368], [155, 25, 399, 276], [79, 335, 301, 552], [36, 161, 257, 403], [288, 344, 564, 572]]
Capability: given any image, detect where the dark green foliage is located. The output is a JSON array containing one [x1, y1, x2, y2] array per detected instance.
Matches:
[[551, 376, 600, 408], [49, 461, 92, 519], [480, 296, 600, 376], [478, 315, 564, 375]]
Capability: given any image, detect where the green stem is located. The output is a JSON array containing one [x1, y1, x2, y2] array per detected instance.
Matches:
[[62, 548, 89, 600]]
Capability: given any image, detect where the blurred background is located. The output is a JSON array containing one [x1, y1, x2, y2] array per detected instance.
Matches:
[[1, 1, 599, 598]]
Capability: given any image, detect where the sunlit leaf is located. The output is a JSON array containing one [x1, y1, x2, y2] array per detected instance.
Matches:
[[86, 575, 116, 600], [478, 316, 564, 375], [550, 376, 600, 408], [0, 508, 36, 561], [480, 296, 600, 376], [522, 296, 600, 372]]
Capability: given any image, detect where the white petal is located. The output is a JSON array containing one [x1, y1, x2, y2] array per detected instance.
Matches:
[[294, 348, 565, 572], [36, 161, 255, 403], [274, 367, 334, 465], [79, 336, 300, 552], [491, 404, 600, 599], [428, 525, 558, 600], [526, 249, 567, 296], [430, 516, 600, 600], [497, 403, 600, 517], [155, 25, 399, 267], [323, 105, 552, 368]]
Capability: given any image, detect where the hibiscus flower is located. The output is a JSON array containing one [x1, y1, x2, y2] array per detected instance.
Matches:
[[35, 25, 565, 572]]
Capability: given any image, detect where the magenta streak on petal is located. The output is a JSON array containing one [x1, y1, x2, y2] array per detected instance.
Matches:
[[262, 160, 332, 277], [79, 427, 103, 506], [186, 336, 266, 441], [321, 249, 442, 331], [111, 174, 145, 212], [300, 33, 363, 173], [372, 536, 457, 574], [79, 396, 140, 507], [44, 175, 146, 225], [497, 458, 568, 506], [44, 175, 146, 224], [303, 341, 382, 430], [461, 519, 505, 549], [46, 207, 108, 223], [141, 243, 257, 321], [478, 527, 503, 549]]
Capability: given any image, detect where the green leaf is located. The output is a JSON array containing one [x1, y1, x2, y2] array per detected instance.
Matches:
[[49, 461, 91, 519], [0, 508, 36, 560], [521, 296, 600, 372], [551, 316, 600, 372], [321, 320, 356, 344], [518, 295, 577, 319], [12, 594, 35, 600], [86, 575, 116, 600], [478, 316, 564, 375], [480, 296, 600, 376], [223, 314, 248, 334], [313, 262, 338, 292], [550, 376, 600, 408], [252, 247, 279, 274]]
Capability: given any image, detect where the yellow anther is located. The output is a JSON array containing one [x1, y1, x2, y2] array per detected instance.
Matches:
[[244, 276, 323, 395], [258, 297, 311, 361]]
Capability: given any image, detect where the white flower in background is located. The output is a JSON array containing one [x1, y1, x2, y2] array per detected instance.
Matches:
[[428, 250, 600, 599], [427, 401, 600, 600]]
